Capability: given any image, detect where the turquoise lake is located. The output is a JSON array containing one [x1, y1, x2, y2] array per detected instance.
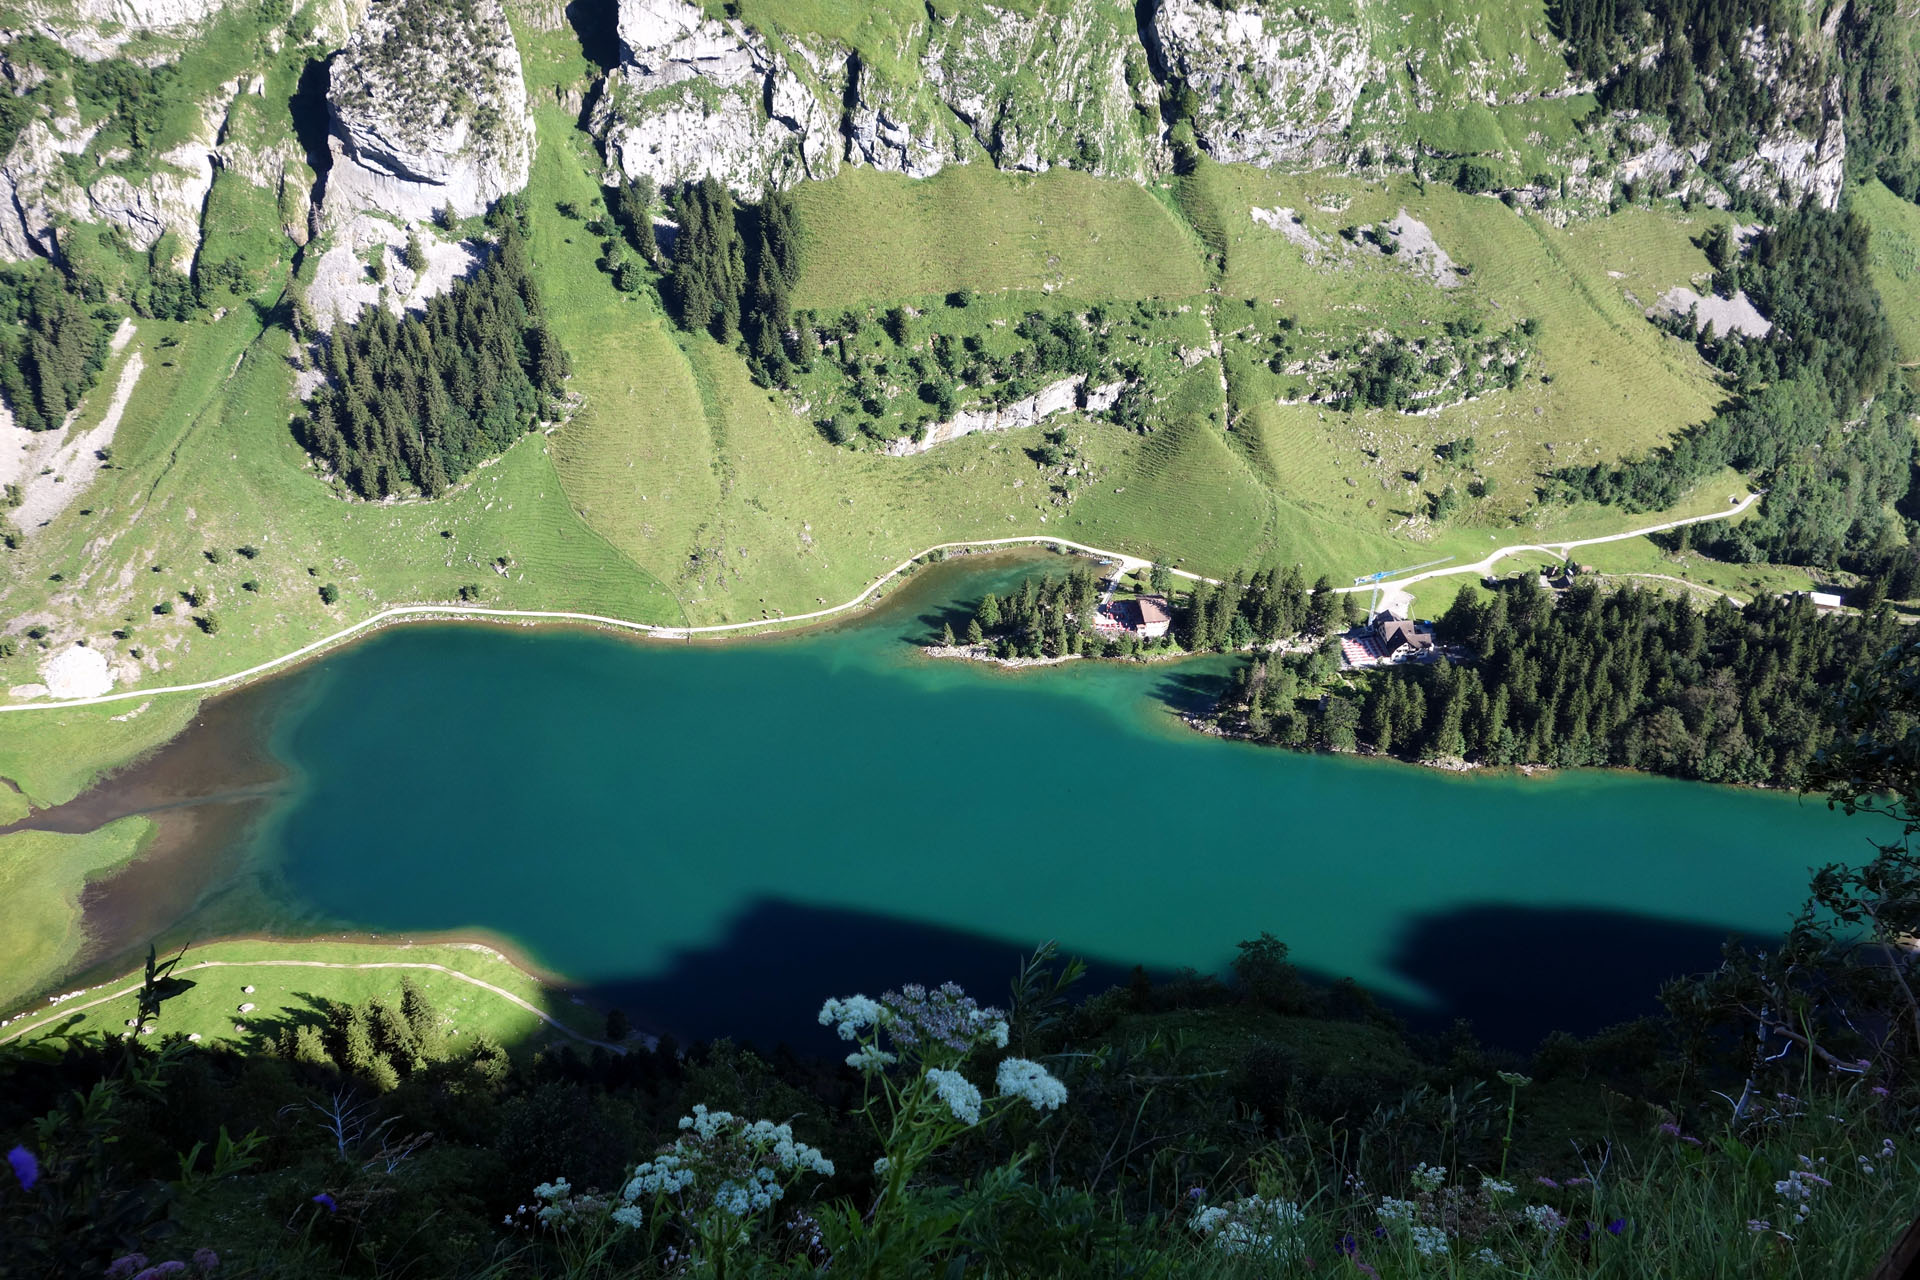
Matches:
[[71, 554, 1889, 1048]]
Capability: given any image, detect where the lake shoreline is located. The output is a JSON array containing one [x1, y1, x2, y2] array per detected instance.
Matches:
[[1, 555, 1860, 1051]]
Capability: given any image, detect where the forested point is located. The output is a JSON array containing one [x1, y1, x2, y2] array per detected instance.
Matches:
[[1219, 576, 1909, 787], [295, 203, 570, 499]]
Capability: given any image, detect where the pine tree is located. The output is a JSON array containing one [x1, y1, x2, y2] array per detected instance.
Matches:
[[399, 977, 446, 1059]]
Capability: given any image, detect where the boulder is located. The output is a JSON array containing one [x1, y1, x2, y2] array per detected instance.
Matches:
[[323, 0, 534, 224]]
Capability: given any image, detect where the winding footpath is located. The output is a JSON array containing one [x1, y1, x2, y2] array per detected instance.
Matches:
[[0, 956, 626, 1053], [0, 497, 1761, 715]]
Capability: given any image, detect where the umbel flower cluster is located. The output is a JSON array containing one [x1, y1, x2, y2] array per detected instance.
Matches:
[[1189, 1194, 1308, 1260], [819, 981, 1066, 1121], [532, 1105, 834, 1236]]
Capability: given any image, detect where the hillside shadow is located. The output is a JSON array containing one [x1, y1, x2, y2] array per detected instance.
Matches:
[[566, 0, 624, 74], [584, 899, 1157, 1052], [576, 897, 1747, 1059], [1383, 903, 1765, 1049]]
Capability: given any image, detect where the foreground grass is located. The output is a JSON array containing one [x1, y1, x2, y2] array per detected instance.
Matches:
[[0, 818, 152, 1010], [1, 937, 610, 1054]]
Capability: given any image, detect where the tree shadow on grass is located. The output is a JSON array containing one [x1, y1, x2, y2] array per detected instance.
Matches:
[[227, 989, 341, 1055]]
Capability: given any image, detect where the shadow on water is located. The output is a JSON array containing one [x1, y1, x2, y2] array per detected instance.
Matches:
[[1149, 663, 1237, 717], [579, 896, 1745, 1057], [584, 898, 1155, 1052], [1383, 903, 1768, 1049]]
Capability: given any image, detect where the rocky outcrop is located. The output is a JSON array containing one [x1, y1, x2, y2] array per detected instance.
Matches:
[[922, 1, 1161, 180], [591, 0, 845, 196], [0, 76, 244, 265], [1146, 0, 1379, 167], [11, 0, 235, 59], [304, 214, 486, 331], [840, 57, 973, 181], [323, 0, 534, 224], [884, 375, 1123, 456]]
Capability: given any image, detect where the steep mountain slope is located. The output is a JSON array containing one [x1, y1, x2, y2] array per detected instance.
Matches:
[[0, 0, 1905, 757]]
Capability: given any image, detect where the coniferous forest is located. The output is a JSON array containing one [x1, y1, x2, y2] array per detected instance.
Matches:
[[0, 261, 118, 433], [295, 206, 570, 499], [664, 178, 802, 387]]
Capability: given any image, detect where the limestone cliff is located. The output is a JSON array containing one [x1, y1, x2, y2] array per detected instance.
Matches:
[[590, 0, 1147, 197], [322, 0, 534, 224], [1146, 0, 1380, 168], [590, 0, 845, 195], [0, 75, 246, 265], [9, 0, 236, 60], [922, 1, 1162, 180]]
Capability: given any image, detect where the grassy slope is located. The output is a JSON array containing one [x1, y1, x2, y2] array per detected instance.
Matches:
[[1193, 164, 1740, 570], [787, 165, 1210, 308], [0, 817, 151, 1009], [0, 937, 608, 1053], [1858, 178, 1920, 382]]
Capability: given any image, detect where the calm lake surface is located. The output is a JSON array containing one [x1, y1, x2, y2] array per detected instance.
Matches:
[[53, 554, 1890, 1047]]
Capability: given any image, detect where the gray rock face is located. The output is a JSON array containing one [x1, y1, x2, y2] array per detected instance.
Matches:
[[1146, 0, 1378, 167], [592, 0, 1135, 198], [884, 375, 1123, 456], [0, 77, 244, 265], [923, 1, 1162, 180], [840, 58, 973, 181], [11, 0, 235, 59], [323, 0, 534, 224], [592, 0, 843, 196]]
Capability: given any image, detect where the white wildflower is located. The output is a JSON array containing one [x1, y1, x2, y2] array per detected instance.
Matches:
[[818, 995, 884, 1040], [925, 1067, 982, 1124], [872, 1157, 891, 1176], [1189, 1195, 1305, 1260], [1473, 1246, 1502, 1265], [1190, 1205, 1230, 1233], [610, 1205, 644, 1230], [966, 1007, 1011, 1048], [995, 1057, 1068, 1111], [1377, 1197, 1419, 1226], [846, 1045, 897, 1072], [1480, 1175, 1515, 1196], [1524, 1204, 1566, 1233], [1411, 1162, 1447, 1191], [1409, 1224, 1450, 1257]]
